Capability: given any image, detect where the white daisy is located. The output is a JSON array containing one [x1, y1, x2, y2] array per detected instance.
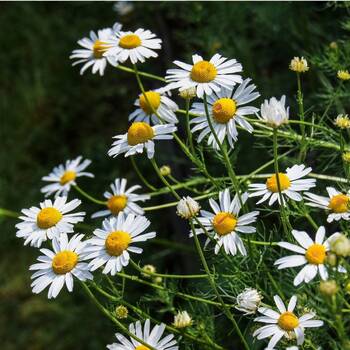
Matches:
[[41, 156, 94, 198], [236, 288, 262, 315], [165, 53, 243, 98], [70, 22, 122, 76], [29, 233, 93, 299], [304, 187, 350, 223], [86, 213, 156, 275], [16, 197, 85, 248], [274, 226, 342, 286], [104, 28, 162, 65], [192, 189, 259, 256], [107, 319, 178, 350], [248, 164, 316, 206], [190, 79, 260, 149], [254, 295, 323, 349], [129, 88, 179, 125], [108, 122, 176, 159], [92, 178, 150, 219], [258, 96, 289, 127]]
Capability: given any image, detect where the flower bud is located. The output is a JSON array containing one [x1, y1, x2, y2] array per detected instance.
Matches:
[[115, 305, 128, 319], [329, 41, 338, 49], [343, 152, 350, 163], [319, 280, 338, 296], [141, 264, 156, 278], [176, 196, 200, 219], [235, 288, 262, 315], [289, 57, 309, 73], [178, 87, 196, 100], [334, 114, 350, 129], [330, 234, 350, 257], [337, 70, 350, 81], [326, 252, 338, 267], [173, 311, 193, 328], [160, 165, 171, 176], [153, 276, 162, 284]]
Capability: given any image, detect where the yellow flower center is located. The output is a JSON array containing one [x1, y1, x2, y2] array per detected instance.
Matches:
[[190, 60, 217, 83], [278, 311, 299, 331], [60, 170, 77, 185], [119, 34, 142, 49], [107, 195, 128, 214], [127, 122, 154, 146], [52, 251, 78, 274], [305, 244, 326, 265], [93, 40, 110, 59], [212, 98, 237, 123], [37, 207, 63, 229], [105, 231, 131, 256], [134, 346, 150, 350], [266, 173, 291, 192], [212, 212, 237, 236], [139, 91, 161, 115], [328, 194, 350, 213]]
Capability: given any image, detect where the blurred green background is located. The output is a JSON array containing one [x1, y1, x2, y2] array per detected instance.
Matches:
[[1, 1, 349, 349]]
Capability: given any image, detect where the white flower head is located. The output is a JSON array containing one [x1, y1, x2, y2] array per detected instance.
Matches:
[[16, 197, 85, 248], [165, 53, 243, 98], [176, 196, 200, 219], [258, 96, 289, 127], [236, 288, 262, 315], [113, 1, 134, 16], [192, 189, 259, 256], [254, 295, 323, 349], [249, 164, 316, 206], [173, 311, 193, 329], [30, 233, 92, 299], [86, 213, 156, 275], [190, 79, 260, 149], [289, 57, 309, 73], [41, 156, 94, 198], [92, 178, 150, 219]]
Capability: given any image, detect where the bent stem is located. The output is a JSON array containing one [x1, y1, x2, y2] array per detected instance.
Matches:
[[73, 185, 106, 205], [130, 156, 157, 191]]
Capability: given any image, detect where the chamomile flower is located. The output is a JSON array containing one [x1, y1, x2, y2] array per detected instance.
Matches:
[[16, 197, 85, 248], [274, 226, 341, 286], [165, 53, 243, 98], [190, 79, 260, 149], [236, 288, 262, 315], [254, 295, 323, 348], [91, 178, 150, 219], [86, 213, 156, 275], [107, 319, 178, 350], [104, 28, 162, 64], [129, 89, 179, 125], [304, 187, 350, 223], [41, 156, 94, 198], [70, 23, 122, 75], [192, 189, 259, 256], [258, 96, 289, 127], [29, 233, 92, 299], [108, 122, 176, 159], [248, 164, 316, 206]]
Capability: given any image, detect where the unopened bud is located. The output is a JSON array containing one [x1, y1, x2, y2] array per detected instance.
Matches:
[[142, 264, 156, 278], [330, 234, 350, 257], [115, 305, 128, 319], [160, 165, 171, 176], [319, 280, 338, 296], [176, 196, 200, 219], [179, 87, 196, 100]]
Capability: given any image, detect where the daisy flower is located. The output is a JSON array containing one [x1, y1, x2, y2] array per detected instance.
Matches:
[[29, 233, 93, 299], [16, 197, 85, 248], [304, 187, 350, 223], [192, 189, 259, 256], [248, 164, 316, 206], [104, 28, 162, 64], [257, 96, 289, 127], [254, 295, 323, 348], [190, 79, 260, 149], [107, 319, 178, 350], [108, 122, 176, 159], [274, 226, 341, 286], [91, 178, 150, 219], [165, 53, 243, 98], [235, 288, 262, 315], [86, 213, 156, 275], [41, 156, 94, 198], [70, 22, 122, 76], [129, 88, 179, 125]]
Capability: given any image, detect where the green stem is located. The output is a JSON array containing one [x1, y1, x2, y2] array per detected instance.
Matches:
[[184, 98, 195, 154], [116, 64, 166, 82], [72, 185, 106, 205], [130, 156, 157, 191], [296, 72, 307, 161]]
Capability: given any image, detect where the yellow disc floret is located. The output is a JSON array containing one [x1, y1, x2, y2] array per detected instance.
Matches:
[[119, 34, 142, 49], [278, 311, 299, 331], [337, 70, 350, 81], [105, 231, 131, 256], [37, 207, 63, 229], [93, 40, 110, 59], [60, 170, 77, 185], [190, 61, 217, 83], [52, 251, 78, 274], [266, 173, 291, 193], [328, 194, 349, 213], [127, 122, 154, 146], [107, 195, 128, 214], [305, 244, 326, 265], [212, 98, 237, 123], [212, 212, 237, 236], [139, 91, 161, 114], [134, 346, 150, 350]]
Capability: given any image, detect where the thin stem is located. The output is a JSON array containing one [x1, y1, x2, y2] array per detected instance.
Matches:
[[296, 72, 307, 161], [130, 156, 157, 191], [116, 64, 166, 82], [72, 185, 106, 205], [184, 98, 195, 154]]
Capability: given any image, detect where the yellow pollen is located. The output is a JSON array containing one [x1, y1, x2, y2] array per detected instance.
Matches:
[[105, 231, 131, 256], [107, 195, 128, 214], [119, 34, 142, 49], [52, 251, 78, 274], [212, 212, 237, 236], [305, 244, 326, 265], [37, 207, 63, 229], [190, 60, 217, 83], [266, 173, 291, 192], [60, 170, 76, 185], [134, 346, 150, 350], [127, 122, 154, 146], [93, 40, 110, 59], [278, 312, 299, 331], [139, 91, 161, 115], [212, 98, 237, 123], [328, 194, 350, 213]]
